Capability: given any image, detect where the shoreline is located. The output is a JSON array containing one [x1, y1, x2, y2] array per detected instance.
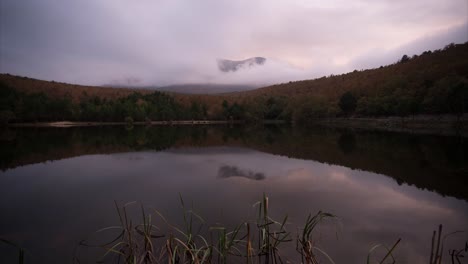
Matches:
[[306, 115, 468, 136], [7, 120, 245, 127], [4, 115, 468, 136]]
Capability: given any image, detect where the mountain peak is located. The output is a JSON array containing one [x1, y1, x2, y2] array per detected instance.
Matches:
[[217, 57, 266, 72]]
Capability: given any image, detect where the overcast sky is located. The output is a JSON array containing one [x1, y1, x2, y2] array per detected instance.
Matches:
[[1, 0, 467, 86]]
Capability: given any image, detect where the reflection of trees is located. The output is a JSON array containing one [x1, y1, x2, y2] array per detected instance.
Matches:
[[338, 132, 356, 155], [1, 125, 466, 200]]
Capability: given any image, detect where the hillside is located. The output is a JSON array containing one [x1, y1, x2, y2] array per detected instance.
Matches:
[[231, 42, 468, 119], [0, 74, 153, 103], [155, 84, 256, 94], [1, 42, 467, 124], [243, 44, 468, 100]]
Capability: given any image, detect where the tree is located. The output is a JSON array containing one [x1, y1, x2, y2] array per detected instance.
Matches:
[[189, 101, 202, 119], [447, 76, 468, 117], [264, 97, 286, 120], [222, 100, 230, 119], [399, 54, 410, 63], [229, 102, 244, 120], [0, 110, 15, 126], [339, 92, 357, 116], [293, 96, 328, 123], [422, 74, 467, 115]]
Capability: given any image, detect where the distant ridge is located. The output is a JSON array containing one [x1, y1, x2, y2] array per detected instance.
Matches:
[[217, 57, 266, 72], [102, 83, 258, 94], [154, 84, 257, 94]]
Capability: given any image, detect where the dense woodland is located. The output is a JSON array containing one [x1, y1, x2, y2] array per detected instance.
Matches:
[[1, 42, 467, 124]]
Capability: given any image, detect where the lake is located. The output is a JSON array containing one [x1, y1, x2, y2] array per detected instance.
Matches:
[[0, 125, 467, 263]]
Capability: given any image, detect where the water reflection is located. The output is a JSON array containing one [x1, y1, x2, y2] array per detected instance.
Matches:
[[1, 125, 466, 200], [0, 147, 466, 263], [338, 132, 356, 154]]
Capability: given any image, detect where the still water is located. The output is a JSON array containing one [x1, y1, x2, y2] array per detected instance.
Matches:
[[0, 125, 467, 263]]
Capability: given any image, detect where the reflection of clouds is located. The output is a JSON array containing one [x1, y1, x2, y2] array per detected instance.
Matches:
[[329, 171, 352, 183], [112, 154, 145, 161], [368, 185, 453, 215], [259, 165, 467, 263], [168, 147, 256, 155], [282, 168, 309, 179], [327, 170, 453, 216], [282, 168, 453, 216], [218, 165, 265, 181]]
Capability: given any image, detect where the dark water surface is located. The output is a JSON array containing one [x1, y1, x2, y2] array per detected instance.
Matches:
[[0, 125, 467, 263]]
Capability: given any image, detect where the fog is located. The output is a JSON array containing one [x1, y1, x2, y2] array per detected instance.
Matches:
[[1, 0, 467, 87]]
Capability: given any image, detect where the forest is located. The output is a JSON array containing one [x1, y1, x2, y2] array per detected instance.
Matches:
[[0, 42, 467, 125]]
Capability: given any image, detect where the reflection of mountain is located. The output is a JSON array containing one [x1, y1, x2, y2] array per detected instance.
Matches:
[[218, 165, 265, 180], [217, 57, 266, 72], [1, 126, 466, 200]]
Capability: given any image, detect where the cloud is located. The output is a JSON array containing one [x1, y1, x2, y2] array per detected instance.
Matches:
[[349, 22, 468, 70], [0, 0, 466, 87]]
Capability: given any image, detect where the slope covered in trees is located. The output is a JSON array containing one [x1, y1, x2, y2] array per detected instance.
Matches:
[[234, 42, 468, 121], [1, 42, 467, 124]]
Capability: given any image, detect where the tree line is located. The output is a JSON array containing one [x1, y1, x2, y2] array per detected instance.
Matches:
[[1, 73, 466, 125], [0, 81, 292, 124], [0, 83, 209, 124], [221, 73, 467, 123], [1, 43, 467, 125]]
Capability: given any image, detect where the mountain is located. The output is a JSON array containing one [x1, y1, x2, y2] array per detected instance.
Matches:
[[217, 57, 266, 72], [154, 84, 257, 94], [101, 84, 258, 94]]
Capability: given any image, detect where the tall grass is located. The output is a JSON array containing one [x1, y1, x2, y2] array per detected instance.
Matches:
[[3, 195, 466, 263], [0, 238, 25, 264], [296, 211, 336, 264], [428, 224, 466, 264], [72, 194, 465, 264], [74, 194, 340, 263]]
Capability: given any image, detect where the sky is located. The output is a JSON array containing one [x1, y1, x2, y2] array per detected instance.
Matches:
[[0, 0, 467, 87]]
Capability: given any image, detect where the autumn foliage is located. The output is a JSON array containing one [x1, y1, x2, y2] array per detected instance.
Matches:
[[1, 42, 467, 124]]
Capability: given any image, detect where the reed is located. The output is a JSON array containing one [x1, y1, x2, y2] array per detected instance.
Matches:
[[3, 197, 466, 263], [0, 238, 25, 264], [253, 193, 292, 263], [366, 238, 401, 264], [296, 211, 336, 264], [428, 224, 466, 264], [73, 194, 408, 264]]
